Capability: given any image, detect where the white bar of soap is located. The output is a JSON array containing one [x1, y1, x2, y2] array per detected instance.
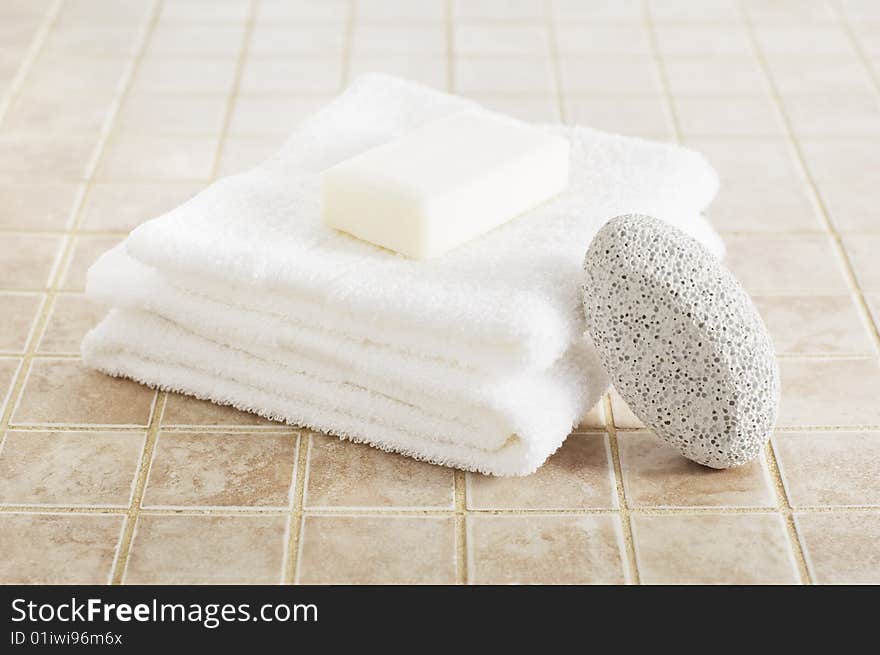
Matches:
[[320, 110, 570, 259]]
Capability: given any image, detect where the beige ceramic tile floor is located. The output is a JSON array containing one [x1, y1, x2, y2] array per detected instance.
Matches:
[[1, 0, 879, 585]]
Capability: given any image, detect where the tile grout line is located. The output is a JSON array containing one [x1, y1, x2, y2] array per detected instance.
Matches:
[[641, 0, 685, 143], [282, 432, 310, 584], [763, 440, 811, 584], [208, 0, 259, 180], [604, 394, 641, 585], [2, 503, 877, 517], [453, 470, 467, 584], [543, 0, 567, 122], [109, 393, 166, 584]]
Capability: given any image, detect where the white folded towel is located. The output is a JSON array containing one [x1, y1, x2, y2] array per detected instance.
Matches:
[[82, 73, 723, 475], [123, 73, 722, 372]]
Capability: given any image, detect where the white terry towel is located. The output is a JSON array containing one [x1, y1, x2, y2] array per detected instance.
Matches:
[[120, 73, 723, 373], [84, 309, 607, 476], [83, 73, 723, 475]]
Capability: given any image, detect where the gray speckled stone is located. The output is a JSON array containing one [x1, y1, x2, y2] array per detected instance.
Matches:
[[582, 214, 779, 468]]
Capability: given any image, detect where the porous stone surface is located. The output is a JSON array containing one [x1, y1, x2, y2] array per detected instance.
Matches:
[[582, 214, 780, 468]]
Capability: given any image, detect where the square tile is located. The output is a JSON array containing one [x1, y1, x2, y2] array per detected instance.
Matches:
[[648, 0, 740, 22], [0, 358, 21, 414], [664, 57, 768, 95], [774, 431, 880, 507], [229, 95, 332, 136], [143, 431, 298, 508], [753, 294, 876, 356], [560, 55, 660, 94], [161, 392, 276, 427], [0, 513, 123, 584], [0, 430, 144, 506], [3, 87, 116, 133], [348, 56, 447, 90], [687, 136, 803, 181], [742, 0, 836, 23], [467, 433, 616, 510], [653, 23, 753, 56], [131, 56, 237, 94], [0, 235, 63, 290], [0, 133, 97, 179], [454, 0, 543, 21], [353, 24, 445, 56], [39, 293, 107, 353], [79, 182, 202, 232], [239, 57, 342, 94], [13, 358, 156, 426], [297, 515, 456, 584], [124, 514, 287, 584], [466, 92, 559, 123], [707, 177, 824, 232], [257, 0, 348, 24], [565, 95, 673, 139], [467, 514, 627, 584], [216, 137, 281, 176], [250, 24, 344, 56], [555, 24, 651, 55], [632, 513, 798, 584], [146, 23, 246, 57], [305, 433, 453, 508], [675, 96, 785, 136], [455, 24, 548, 56], [0, 183, 82, 230], [754, 24, 855, 56], [843, 234, 880, 290], [60, 236, 121, 291], [801, 140, 880, 182], [455, 56, 554, 94], [778, 358, 880, 427], [842, 0, 880, 22], [42, 19, 144, 56], [25, 53, 131, 93], [767, 56, 875, 95], [723, 234, 849, 293], [784, 94, 880, 137], [159, 0, 250, 23], [618, 431, 775, 508], [609, 387, 644, 429], [0, 293, 42, 352], [60, 0, 155, 24], [116, 93, 229, 135], [97, 134, 218, 180], [819, 179, 880, 232], [356, 0, 444, 22], [553, 0, 643, 21], [795, 511, 880, 584]]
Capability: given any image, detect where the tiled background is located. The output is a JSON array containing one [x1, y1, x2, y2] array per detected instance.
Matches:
[[1, 0, 879, 585]]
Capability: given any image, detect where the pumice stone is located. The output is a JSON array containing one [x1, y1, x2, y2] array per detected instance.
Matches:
[[582, 214, 780, 468]]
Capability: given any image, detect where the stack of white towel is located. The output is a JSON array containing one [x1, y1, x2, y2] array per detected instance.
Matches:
[[83, 74, 722, 476]]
